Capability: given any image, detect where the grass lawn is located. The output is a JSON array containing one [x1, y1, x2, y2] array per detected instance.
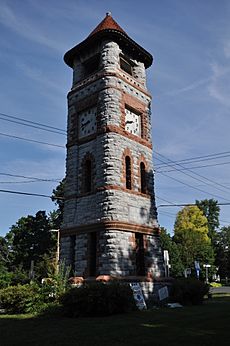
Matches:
[[0, 296, 230, 346]]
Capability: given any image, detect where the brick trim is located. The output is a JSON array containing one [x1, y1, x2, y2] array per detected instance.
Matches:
[[60, 220, 160, 237], [120, 93, 150, 142], [121, 148, 134, 190], [65, 183, 152, 200], [80, 152, 96, 194], [68, 70, 151, 98], [137, 154, 149, 194], [67, 124, 153, 149], [70, 275, 169, 283]]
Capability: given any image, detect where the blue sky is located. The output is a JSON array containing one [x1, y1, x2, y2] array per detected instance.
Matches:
[[0, 0, 230, 236]]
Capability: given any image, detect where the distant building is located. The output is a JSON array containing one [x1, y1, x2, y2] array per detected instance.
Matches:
[[60, 13, 164, 296]]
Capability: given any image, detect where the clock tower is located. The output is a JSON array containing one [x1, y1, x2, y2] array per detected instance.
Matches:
[[61, 13, 164, 295]]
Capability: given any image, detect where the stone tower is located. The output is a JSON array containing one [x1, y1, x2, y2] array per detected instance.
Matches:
[[61, 13, 164, 291]]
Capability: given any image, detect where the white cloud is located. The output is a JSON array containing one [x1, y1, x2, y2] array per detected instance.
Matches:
[[0, 2, 64, 52], [208, 62, 230, 108], [162, 77, 211, 97], [16, 62, 65, 95]]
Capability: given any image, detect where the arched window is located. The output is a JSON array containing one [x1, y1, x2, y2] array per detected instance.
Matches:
[[84, 159, 92, 193], [140, 162, 147, 193], [125, 156, 132, 189]]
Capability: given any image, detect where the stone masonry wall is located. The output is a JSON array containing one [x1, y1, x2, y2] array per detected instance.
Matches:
[[61, 35, 164, 281]]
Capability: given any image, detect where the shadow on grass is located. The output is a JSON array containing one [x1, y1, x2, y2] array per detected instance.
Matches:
[[0, 296, 230, 346]]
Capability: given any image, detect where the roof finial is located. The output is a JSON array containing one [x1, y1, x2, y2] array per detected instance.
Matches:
[[106, 11, 112, 16]]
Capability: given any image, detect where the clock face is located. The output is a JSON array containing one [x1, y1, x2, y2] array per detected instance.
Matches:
[[125, 108, 141, 136], [79, 107, 97, 139]]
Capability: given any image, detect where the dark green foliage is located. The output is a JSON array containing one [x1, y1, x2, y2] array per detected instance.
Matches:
[[51, 178, 65, 228], [196, 199, 220, 244], [170, 278, 209, 305], [8, 211, 56, 271], [0, 284, 39, 314], [0, 283, 62, 314], [2, 211, 57, 283], [60, 282, 137, 317], [215, 226, 230, 279], [0, 271, 13, 289], [159, 227, 184, 277]]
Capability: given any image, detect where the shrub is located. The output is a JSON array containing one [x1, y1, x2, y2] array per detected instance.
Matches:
[[170, 278, 209, 305], [0, 284, 39, 314], [60, 282, 137, 317], [0, 271, 13, 289], [0, 283, 62, 314]]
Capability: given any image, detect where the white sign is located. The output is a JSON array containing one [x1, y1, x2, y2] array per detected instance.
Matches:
[[158, 286, 169, 301], [163, 250, 169, 264], [129, 283, 147, 310], [194, 261, 200, 270]]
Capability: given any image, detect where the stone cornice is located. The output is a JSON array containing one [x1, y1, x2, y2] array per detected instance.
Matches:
[[66, 124, 153, 149], [64, 183, 153, 200], [60, 220, 160, 237], [68, 70, 152, 99]]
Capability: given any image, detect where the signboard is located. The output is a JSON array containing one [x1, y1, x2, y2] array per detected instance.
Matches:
[[163, 250, 169, 264], [194, 261, 200, 279], [158, 286, 169, 301], [184, 268, 191, 278], [129, 283, 147, 310], [194, 261, 200, 270]]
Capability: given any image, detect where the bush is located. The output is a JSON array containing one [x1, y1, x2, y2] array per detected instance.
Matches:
[[0, 271, 13, 289], [60, 282, 137, 317], [0, 283, 61, 314], [0, 284, 39, 314], [170, 278, 209, 305]]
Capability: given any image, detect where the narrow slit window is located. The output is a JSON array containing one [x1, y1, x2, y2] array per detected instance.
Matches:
[[125, 156, 132, 190], [85, 159, 92, 193], [135, 233, 145, 276], [140, 162, 147, 193]]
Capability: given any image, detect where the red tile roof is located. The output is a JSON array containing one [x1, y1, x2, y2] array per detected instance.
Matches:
[[88, 12, 126, 37]]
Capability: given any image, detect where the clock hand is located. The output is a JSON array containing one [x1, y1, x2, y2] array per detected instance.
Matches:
[[125, 120, 134, 124], [81, 120, 90, 129]]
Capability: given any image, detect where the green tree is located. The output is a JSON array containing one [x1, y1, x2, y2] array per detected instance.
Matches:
[[174, 206, 215, 274], [51, 178, 65, 229], [7, 211, 56, 279], [0, 236, 10, 269], [196, 199, 220, 244], [159, 227, 184, 277], [215, 226, 230, 279]]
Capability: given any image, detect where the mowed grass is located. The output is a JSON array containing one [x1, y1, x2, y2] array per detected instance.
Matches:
[[0, 296, 230, 346]]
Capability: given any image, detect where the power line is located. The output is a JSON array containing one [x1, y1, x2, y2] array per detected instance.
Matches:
[[0, 172, 61, 182], [0, 132, 65, 148], [155, 150, 230, 168], [157, 160, 230, 173], [0, 189, 64, 199], [159, 171, 230, 202], [0, 112, 66, 133], [154, 151, 230, 195], [0, 113, 66, 135], [158, 202, 230, 207], [0, 180, 51, 184]]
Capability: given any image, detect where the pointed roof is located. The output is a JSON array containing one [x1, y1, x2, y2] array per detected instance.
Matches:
[[88, 12, 126, 37], [64, 13, 153, 68]]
